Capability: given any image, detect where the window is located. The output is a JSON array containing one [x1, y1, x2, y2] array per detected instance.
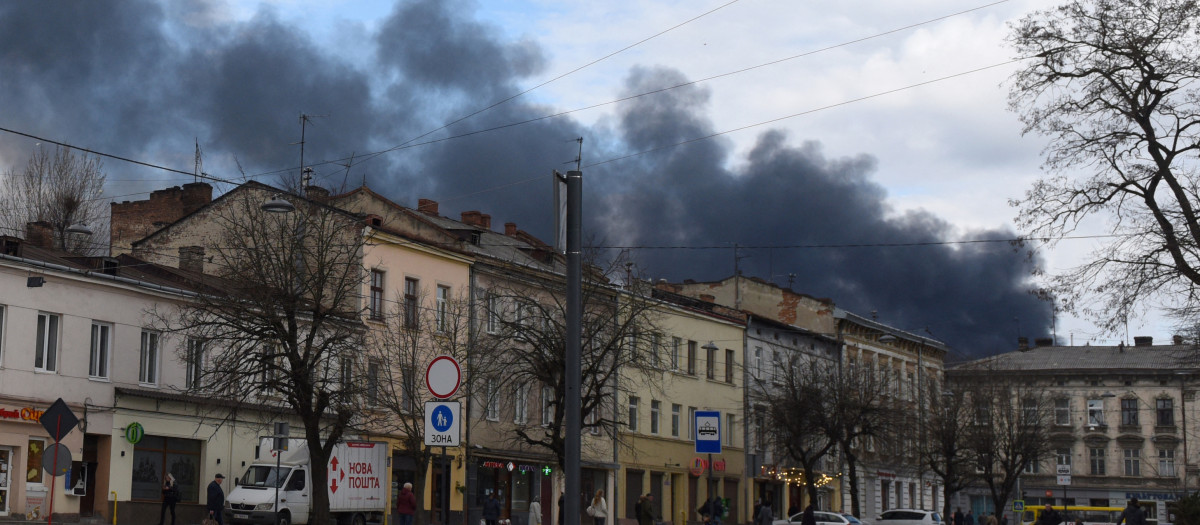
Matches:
[[1089, 447, 1105, 475], [772, 350, 782, 382], [628, 396, 639, 431], [89, 322, 112, 379], [132, 436, 202, 503], [35, 312, 60, 372], [185, 338, 205, 389], [974, 401, 991, 426], [726, 413, 737, 446], [627, 332, 639, 362], [687, 341, 697, 375], [1087, 399, 1105, 427], [671, 404, 681, 437], [754, 347, 763, 378], [671, 337, 681, 370], [27, 437, 46, 484], [340, 357, 354, 391], [1159, 449, 1176, 476], [1055, 399, 1070, 425], [1124, 448, 1141, 476], [541, 386, 555, 426], [687, 406, 696, 441], [651, 333, 662, 367], [585, 407, 600, 434], [725, 349, 735, 383], [366, 361, 381, 406], [1121, 399, 1139, 426], [400, 366, 414, 412], [1057, 448, 1072, 467], [650, 400, 660, 434], [436, 285, 450, 332], [139, 330, 160, 385], [1157, 398, 1175, 426], [369, 269, 384, 321], [706, 344, 716, 379], [486, 293, 501, 334], [514, 384, 529, 424], [1024, 454, 1041, 474], [404, 278, 419, 329], [0, 304, 5, 365], [1022, 398, 1038, 424], [485, 379, 499, 421]]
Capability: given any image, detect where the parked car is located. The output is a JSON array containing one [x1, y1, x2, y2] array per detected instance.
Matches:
[[844, 513, 871, 525], [774, 510, 855, 525], [877, 509, 943, 525]]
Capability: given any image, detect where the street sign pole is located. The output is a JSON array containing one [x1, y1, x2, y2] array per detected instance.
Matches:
[[48, 415, 60, 525]]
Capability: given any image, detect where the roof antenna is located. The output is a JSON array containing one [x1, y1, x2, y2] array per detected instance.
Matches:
[[193, 138, 203, 184]]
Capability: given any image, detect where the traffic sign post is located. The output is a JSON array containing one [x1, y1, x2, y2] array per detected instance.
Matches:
[[426, 356, 462, 399], [1013, 501, 1025, 513], [425, 401, 461, 447], [694, 411, 721, 454], [39, 398, 78, 525]]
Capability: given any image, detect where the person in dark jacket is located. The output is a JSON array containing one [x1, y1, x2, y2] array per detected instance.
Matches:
[[637, 493, 656, 525], [157, 473, 180, 525], [484, 492, 503, 525], [1118, 499, 1147, 525], [756, 500, 774, 525], [954, 509, 965, 525], [396, 482, 417, 525], [1036, 505, 1063, 525], [801, 505, 817, 525], [206, 473, 226, 525]]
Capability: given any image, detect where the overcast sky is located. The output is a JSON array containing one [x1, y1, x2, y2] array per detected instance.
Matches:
[[0, 0, 1164, 356]]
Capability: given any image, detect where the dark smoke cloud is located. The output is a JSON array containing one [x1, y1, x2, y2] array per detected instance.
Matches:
[[0, 0, 1049, 356]]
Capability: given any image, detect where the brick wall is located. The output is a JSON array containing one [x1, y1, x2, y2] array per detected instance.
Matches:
[[110, 182, 212, 255]]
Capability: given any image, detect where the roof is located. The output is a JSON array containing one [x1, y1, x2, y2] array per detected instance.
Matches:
[[950, 343, 1197, 374], [1, 235, 221, 296]]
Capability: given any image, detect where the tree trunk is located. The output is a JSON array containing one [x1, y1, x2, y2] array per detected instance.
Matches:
[[307, 433, 332, 525], [845, 452, 861, 517]]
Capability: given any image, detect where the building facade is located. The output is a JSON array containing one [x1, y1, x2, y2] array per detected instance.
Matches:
[[950, 337, 1198, 524]]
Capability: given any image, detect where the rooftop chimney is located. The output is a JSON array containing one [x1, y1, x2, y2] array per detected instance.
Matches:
[[1134, 336, 1153, 347], [1174, 335, 1185, 345], [462, 211, 492, 229], [417, 199, 439, 217], [1017, 337, 1029, 351], [505, 222, 518, 236], [25, 221, 54, 249], [1034, 337, 1054, 347]]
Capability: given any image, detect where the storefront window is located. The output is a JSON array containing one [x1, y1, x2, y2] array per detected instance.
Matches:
[[26, 439, 46, 484], [132, 435, 202, 502]]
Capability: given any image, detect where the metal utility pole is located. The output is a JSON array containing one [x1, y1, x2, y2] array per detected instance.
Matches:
[[565, 169, 583, 525]]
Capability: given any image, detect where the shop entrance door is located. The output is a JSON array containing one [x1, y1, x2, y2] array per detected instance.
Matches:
[[0, 447, 10, 516]]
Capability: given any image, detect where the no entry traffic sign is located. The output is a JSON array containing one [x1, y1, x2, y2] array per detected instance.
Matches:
[[426, 355, 462, 399]]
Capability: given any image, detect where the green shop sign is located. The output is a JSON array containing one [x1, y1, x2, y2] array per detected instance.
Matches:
[[124, 422, 144, 444]]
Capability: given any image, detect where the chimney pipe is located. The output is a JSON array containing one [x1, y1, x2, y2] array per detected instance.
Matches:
[[505, 222, 517, 236], [1134, 336, 1153, 347], [417, 199, 439, 216], [1017, 337, 1029, 351]]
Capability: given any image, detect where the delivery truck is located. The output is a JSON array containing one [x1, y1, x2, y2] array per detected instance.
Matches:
[[226, 438, 388, 525]]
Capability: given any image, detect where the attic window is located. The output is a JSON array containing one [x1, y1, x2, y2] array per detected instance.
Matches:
[[370, 217, 382, 227], [470, 232, 481, 245], [102, 259, 119, 276], [1, 238, 18, 256]]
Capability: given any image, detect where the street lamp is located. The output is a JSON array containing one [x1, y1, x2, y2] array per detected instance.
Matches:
[[262, 196, 296, 214]]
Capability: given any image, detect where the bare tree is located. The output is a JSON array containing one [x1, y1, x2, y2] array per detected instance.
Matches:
[[751, 355, 838, 508], [951, 373, 1054, 515], [153, 190, 369, 525], [824, 356, 896, 517], [0, 145, 108, 253], [366, 287, 492, 525], [922, 383, 975, 520], [478, 254, 664, 468], [1007, 0, 1200, 329]]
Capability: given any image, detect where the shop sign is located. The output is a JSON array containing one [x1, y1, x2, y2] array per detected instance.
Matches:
[[0, 406, 45, 422], [124, 422, 145, 444], [480, 460, 545, 473], [689, 457, 727, 476]]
